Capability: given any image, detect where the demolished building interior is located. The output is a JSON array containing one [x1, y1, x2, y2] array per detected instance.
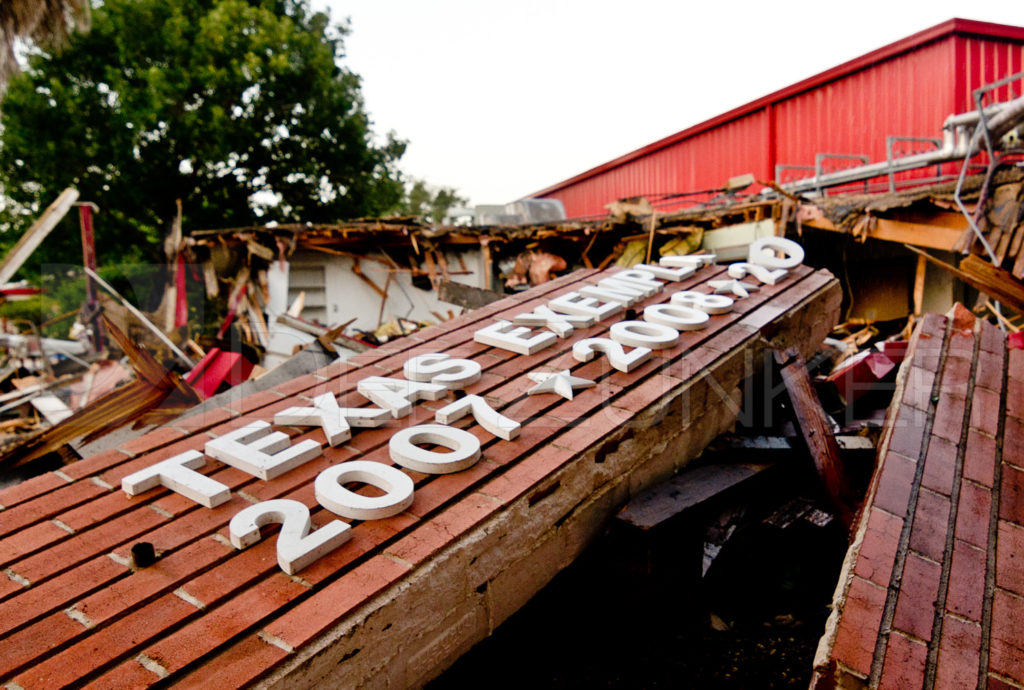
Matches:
[[0, 76, 1023, 686]]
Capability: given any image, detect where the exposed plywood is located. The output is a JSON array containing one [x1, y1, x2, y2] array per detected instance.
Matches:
[[617, 462, 776, 530], [799, 208, 967, 252], [847, 259, 912, 322]]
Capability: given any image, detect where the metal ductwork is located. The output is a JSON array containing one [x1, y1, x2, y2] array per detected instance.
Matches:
[[780, 93, 1024, 196]]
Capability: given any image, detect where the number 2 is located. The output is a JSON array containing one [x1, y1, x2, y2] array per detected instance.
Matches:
[[228, 498, 352, 575]]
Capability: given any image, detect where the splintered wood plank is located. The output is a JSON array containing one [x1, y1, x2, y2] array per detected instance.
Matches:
[[617, 462, 776, 530], [959, 254, 1024, 315], [776, 348, 856, 528]]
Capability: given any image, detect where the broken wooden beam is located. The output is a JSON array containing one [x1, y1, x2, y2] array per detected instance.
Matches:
[[904, 244, 1024, 316], [0, 317, 202, 470], [0, 188, 79, 285], [798, 205, 967, 251], [617, 462, 777, 531], [775, 348, 857, 529], [85, 267, 194, 368]]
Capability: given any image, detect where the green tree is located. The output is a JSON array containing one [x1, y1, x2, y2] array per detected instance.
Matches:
[[394, 179, 468, 224], [0, 0, 406, 269]]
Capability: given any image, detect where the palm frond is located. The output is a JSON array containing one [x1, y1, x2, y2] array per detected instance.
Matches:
[[0, 0, 90, 87]]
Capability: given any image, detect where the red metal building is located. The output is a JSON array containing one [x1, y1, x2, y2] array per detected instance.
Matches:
[[532, 19, 1024, 219]]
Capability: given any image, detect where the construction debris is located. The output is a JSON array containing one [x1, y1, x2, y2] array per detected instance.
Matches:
[[1, 109, 1023, 583]]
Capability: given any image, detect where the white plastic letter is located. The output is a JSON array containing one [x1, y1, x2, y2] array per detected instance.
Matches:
[[229, 498, 352, 575], [572, 337, 652, 373], [275, 394, 390, 445], [659, 254, 716, 268], [275, 393, 351, 447], [727, 262, 788, 285], [121, 450, 230, 508], [403, 354, 482, 389], [315, 461, 414, 521], [643, 303, 709, 331], [205, 421, 321, 480], [670, 290, 735, 314], [434, 394, 521, 440], [547, 291, 622, 321], [708, 279, 759, 299], [474, 320, 558, 355], [609, 320, 680, 350], [580, 283, 644, 307], [389, 424, 482, 474], [513, 305, 594, 338], [357, 376, 447, 418], [607, 269, 664, 294], [635, 263, 697, 282], [748, 237, 804, 269]]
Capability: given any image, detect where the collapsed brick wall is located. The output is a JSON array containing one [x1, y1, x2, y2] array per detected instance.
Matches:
[[812, 306, 1024, 688], [0, 265, 840, 688]]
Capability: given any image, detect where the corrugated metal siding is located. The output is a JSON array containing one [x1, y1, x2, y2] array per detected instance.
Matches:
[[550, 110, 770, 219], [957, 35, 1024, 108], [539, 23, 1024, 219], [773, 38, 957, 188]]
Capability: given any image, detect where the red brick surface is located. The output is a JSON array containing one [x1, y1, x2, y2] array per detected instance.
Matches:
[[12, 595, 198, 688], [874, 452, 917, 517], [1000, 463, 1024, 526], [990, 589, 1024, 683], [144, 574, 308, 673], [854, 508, 904, 586], [80, 657, 163, 689], [946, 539, 986, 621], [909, 489, 950, 561], [170, 635, 289, 689], [0, 480, 108, 538], [954, 480, 993, 548], [892, 553, 942, 641], [880, 631, 928, 689], [934, 615, 982, 690], [921, 436, 958, 495], [817, 309, 1021, 690], [0, 556, 124, 636], [962, 430, 997, 487], [996, 520, 1024, 597], [931, 393, 966, 443], [832, 576, 887, 675], [0, 471, 72, 509], [886, 418, 927, 461], [0, 265, 838, 685]]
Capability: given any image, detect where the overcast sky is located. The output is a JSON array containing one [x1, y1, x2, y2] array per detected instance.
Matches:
[[321, 1, 1024, 207]]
